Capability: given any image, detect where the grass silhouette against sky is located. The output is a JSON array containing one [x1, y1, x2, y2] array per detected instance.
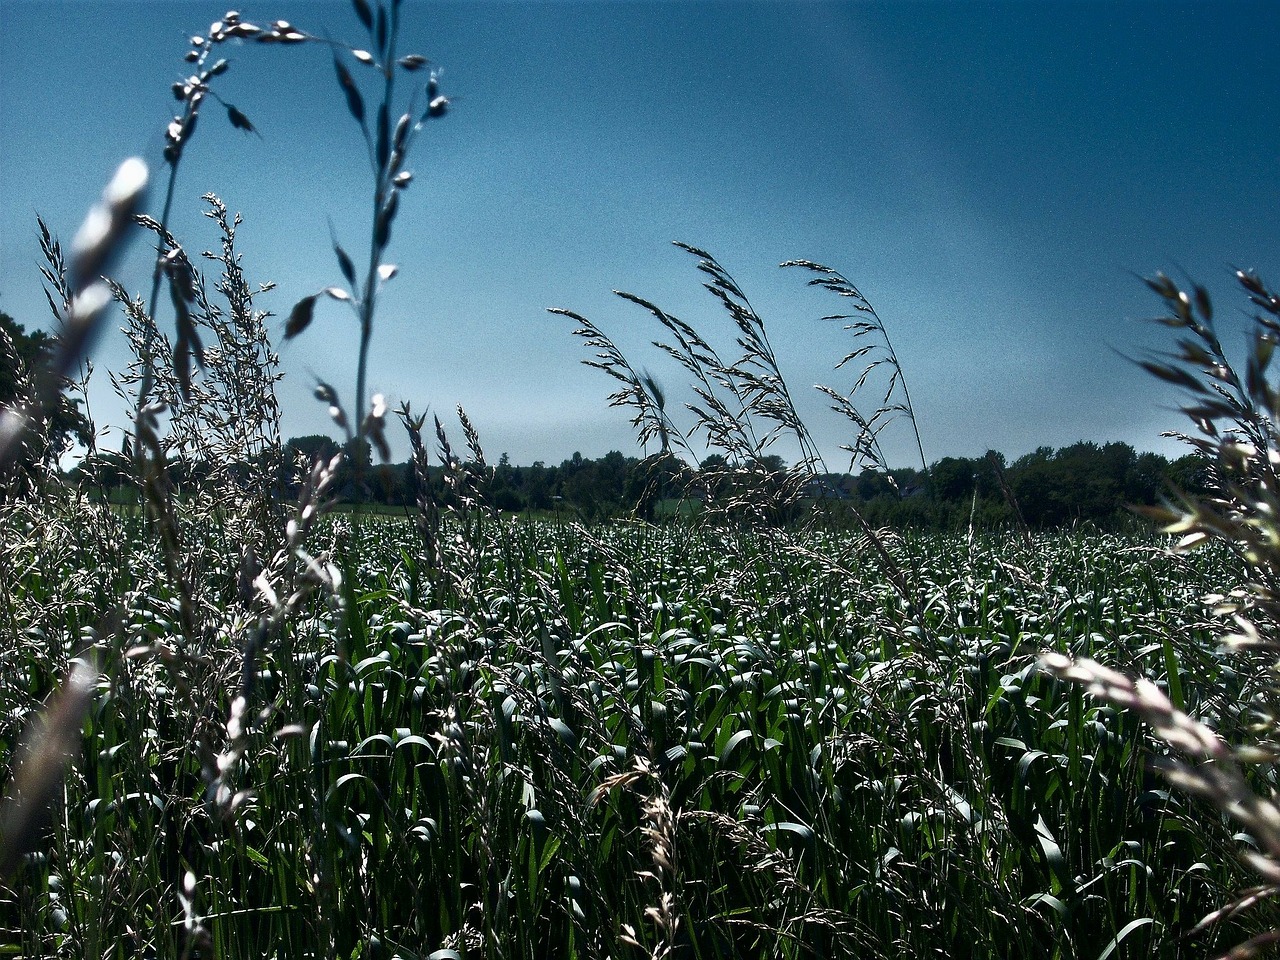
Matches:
[[1, 0, 1277, 467]]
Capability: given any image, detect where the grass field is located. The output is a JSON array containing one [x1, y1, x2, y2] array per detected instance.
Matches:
[[1, 501, 1273, 958], [3, 4, 1279, 956]]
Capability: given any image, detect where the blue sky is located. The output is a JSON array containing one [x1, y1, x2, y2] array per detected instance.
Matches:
[[1, 0, 1277, 469]]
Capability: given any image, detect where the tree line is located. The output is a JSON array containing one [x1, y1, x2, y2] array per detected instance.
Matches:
[[1, 311, 1207, 530], [70, 433, 1206, 531]]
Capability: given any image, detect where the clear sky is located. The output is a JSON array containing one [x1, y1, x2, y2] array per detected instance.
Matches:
[[1, 0, 1277, 470]]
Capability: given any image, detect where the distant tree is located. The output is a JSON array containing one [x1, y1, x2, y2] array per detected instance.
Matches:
[[1009, 447, 1065, 526], [490, 451, 525, 511], [280, 434, 340, 497], [1165, 452, 1213, 498], [1126, 450, 1168, 505], [699, 454, 728, 471], [855, 468, 897, 501], [757, 454, 786, 474], [336, 438, 373, 502], [0, 311, 93, 470], [491, 485, 524, 513], [1002, 441, 1172, 528], [1054, 441, 1115, 522], [628, 452, 686, 520], [597, 450, 631, 507], [523, 461, 554, 511], [368, 462, 413, 506], [286, 434, 342, 467], [930, 456, 978, 502], [558, 450, 635, 520]]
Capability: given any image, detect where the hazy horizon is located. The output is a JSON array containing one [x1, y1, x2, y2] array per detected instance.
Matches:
[[2, 0, 1277, 470]]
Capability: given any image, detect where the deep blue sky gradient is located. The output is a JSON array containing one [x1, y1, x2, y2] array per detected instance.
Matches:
[[1, 0, 1277, 468]]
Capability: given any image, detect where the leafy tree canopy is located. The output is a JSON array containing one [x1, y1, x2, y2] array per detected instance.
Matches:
[[0, 311, 93, 467]]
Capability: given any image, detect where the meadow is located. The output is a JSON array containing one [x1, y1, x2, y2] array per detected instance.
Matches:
[[0, 501, 1272, 958], [3, 3, 1280, 958]]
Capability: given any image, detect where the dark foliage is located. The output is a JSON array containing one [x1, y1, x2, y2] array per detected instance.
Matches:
[[79, 437, 1206, 531], [0, 312, 94, 495]]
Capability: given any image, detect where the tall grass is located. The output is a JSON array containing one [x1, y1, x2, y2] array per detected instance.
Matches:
[[1046, 268, 1280, 958], [554, 241, 929, 523], [0, 3, 1276, 959], [2, 502, 1267, 957]]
